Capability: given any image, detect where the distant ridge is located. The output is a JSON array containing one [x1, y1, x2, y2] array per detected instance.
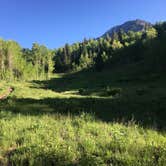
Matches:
[[102, 19, 152, 37]]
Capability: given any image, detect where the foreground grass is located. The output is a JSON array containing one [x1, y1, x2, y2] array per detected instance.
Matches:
[[0, 112, 166, 166], [1, 68, 166, 165]]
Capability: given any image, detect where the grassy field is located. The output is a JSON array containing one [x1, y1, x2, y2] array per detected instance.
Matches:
[[0, 67, 166, 165]]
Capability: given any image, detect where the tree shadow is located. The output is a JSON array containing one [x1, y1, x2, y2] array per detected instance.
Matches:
[[31, 70, 105, 93], [1, 67, 166, 131], [1, 94, 166, 131], [31, 64, 164, 94]]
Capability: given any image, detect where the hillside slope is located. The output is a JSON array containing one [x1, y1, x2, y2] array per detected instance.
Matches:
[[102, 19, 152, 37]]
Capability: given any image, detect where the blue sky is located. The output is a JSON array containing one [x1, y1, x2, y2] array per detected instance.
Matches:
[[0, 0, 166, 49]]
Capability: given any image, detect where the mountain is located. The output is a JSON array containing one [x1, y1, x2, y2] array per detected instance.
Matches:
[[102, 19, 152, 37]]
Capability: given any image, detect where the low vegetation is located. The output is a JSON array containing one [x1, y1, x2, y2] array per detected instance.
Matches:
[[0, 112, 166, 166], [1, 67, 166, 165]]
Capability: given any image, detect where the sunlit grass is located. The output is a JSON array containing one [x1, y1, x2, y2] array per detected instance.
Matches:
[[0, 71, 166, 165], [0, 112, 166, 166]]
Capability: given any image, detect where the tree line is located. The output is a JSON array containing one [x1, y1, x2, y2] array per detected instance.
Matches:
[[0, 22, 166, 81], [55, 26, 158, 72], [55, 22, 166, 73], [0, 41, 54, 81]]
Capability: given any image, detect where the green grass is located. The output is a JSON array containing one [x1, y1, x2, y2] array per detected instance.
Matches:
[[0, 112, 166, 166], [0, 67, 166, 165]]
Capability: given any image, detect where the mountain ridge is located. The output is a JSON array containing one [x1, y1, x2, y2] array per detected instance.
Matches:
[[102, 19, 152, 37]]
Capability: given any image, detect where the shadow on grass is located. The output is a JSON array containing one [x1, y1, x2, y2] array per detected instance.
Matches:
[[31, 70, 116, 93], [31, 67, 165, 96], [1, 69, 166, 130], [1, 95, 166, 131]]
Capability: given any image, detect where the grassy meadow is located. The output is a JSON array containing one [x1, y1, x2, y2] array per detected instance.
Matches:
[[0, 67, 166, 165]]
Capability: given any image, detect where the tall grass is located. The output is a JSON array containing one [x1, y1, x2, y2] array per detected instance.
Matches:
[[0, 70, 166, 165], [0, 112, 166, 166]]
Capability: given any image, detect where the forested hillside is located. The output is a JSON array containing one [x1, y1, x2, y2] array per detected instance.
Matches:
[[0, 21, 166, 79], [54, 21, 166, 73]]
